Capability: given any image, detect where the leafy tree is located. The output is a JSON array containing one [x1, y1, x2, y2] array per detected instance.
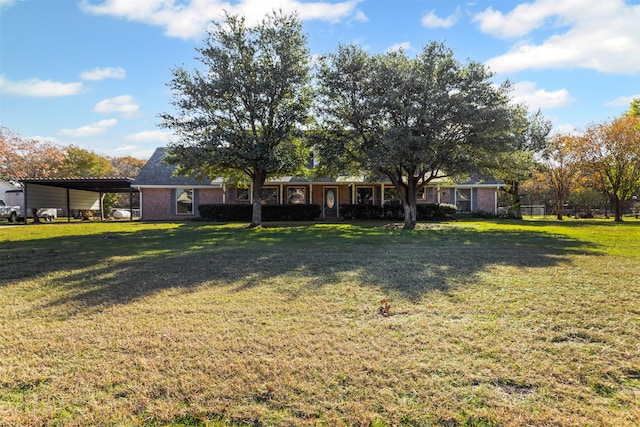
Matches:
[[485, 108, 551, 219], [59, 146, 118, 216], [110, 156, 146, 178], [160, 11, 313, 227], [315, 43, 513, 229], [0, 127, 66, 180], [108, 156, 145, 210], [576, 116, 640, 222], [626, 98, 640, 118], [539, 134, 581, 220], [59, 145, 115, 178]]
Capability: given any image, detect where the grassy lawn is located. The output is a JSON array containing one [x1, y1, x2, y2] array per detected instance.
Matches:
[[1, 218, 639, 426]]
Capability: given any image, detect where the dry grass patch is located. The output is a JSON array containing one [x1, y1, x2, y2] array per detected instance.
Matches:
[[0, 220, 639, 426]]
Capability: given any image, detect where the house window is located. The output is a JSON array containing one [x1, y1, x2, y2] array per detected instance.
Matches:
[[176, 189, 194, 214], [426, 187, 436, 203], [236, 188, 249, 202], [456, 188, 471, 213], [417, 186, 425, 200], [356, 187, 373, 205], [384, 187, 399, 204], [287, 187, 306, 204], [261, 187, 278, 204]]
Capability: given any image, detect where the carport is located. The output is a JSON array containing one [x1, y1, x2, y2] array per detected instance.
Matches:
[[19, 177, 138, 223]]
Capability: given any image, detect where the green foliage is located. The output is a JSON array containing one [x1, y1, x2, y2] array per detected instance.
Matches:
[[59, 145, 115, 178], [340, 203, 457, 221], [626, 97, 640, 118], [315, 42, 513, 229], [160, 11, 313, 227], [485, 108, 552, 218], [199, 203, 321, 221], [102, 193, 119, 216], [340, 204, 385, 220], [579, 116, 640, 221]]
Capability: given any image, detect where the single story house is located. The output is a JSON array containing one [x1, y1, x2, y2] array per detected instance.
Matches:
[[133, 147, 504, 221]]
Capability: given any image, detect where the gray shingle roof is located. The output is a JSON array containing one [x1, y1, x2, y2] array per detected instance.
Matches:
[[134, 147, 504, 187], [133, 147, 215, 187]]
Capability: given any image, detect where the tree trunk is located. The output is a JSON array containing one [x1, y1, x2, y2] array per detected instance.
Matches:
[[613, 196, 624, 222], [402, 182, 417, 230], [250, 172, 266, 228], [504, 181, 522, 219], [555, 197, 564, 220], [31, 209, 40, 223], [402, 200, 417, 230]]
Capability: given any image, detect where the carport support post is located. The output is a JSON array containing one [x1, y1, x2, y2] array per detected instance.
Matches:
[[24, 184, 31, 224], [99, 191, 104, 221], [129, 190, 133, 221], [66, 188, 71, 222]]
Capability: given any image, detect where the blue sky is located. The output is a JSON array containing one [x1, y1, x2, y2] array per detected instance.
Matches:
[[1, 0, 639, 160]]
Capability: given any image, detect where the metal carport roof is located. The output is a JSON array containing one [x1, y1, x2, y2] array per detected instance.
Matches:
[[18, 178, 138, 222], [19, 177, 137, 193]]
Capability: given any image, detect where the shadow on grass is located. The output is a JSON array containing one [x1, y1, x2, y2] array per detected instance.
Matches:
[[1, 222, 600, 312]]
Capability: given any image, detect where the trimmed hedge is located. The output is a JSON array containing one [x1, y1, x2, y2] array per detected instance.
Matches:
[[341, 203, 458, 221], [199, 204, 322, 222]]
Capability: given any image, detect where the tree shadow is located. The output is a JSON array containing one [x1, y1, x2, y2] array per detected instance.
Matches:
[[1, 222, 600, 313]]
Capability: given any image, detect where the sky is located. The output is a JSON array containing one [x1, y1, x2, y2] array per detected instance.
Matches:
[[1, 0, 639, 160]]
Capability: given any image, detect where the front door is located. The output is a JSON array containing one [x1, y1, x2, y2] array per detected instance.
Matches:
[[323, 187, 338, 218]]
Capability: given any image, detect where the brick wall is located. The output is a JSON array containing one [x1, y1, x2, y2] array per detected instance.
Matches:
[[140, 188, 223, 220], [476, 188, 497, 213]]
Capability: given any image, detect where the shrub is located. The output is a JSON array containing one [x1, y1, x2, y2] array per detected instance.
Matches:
[[198, 204, 321, 222], [470, 209, 497, 219], [262, 204, 322, 221], [341, 204, 384, 220], [340, 203, 458, 221], [416, 203, 457, 221]]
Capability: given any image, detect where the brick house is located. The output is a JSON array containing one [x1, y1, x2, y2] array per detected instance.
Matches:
[[133, 147, 504, 221]]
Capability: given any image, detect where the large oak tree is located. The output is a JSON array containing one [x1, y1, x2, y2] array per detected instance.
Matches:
[[314, 43, 515, 229], [160, 11, 313, 227]]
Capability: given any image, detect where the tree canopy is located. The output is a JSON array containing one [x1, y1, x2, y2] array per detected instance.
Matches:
[[160, 11, 313, 227], [539, 134, 581, 220], [59, 145, 115, 178], [484, 107, 551, 218], [575, 116, 640, 222], [314, 42, 515, 229], [0, 127, 66, 181], [626, 98, 640, 118]]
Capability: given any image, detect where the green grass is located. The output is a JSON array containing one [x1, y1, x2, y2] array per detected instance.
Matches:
[[1, 219, 639, 426]]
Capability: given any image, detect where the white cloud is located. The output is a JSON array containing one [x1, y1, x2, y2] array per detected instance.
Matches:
[[477, 0, 640, 74], [386, 42, 411, 54], [59, 119, 118, 138], [421, 7, 460, 29], [605, 94, 640, 107], [125, 130, 173, 143], [0, 0, 16, 10], [114, 146, 157, 160], [0, 74, 84, 97], [93, 95, 140, 118], [80, 66, 126, 81], [81, 0, 363, 39], [351, 9, 368, 23], [550, 123, 580, 136], [511, 81, 573, 110]]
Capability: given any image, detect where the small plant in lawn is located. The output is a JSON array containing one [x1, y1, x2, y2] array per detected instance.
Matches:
[[378, 298, 391, 317]]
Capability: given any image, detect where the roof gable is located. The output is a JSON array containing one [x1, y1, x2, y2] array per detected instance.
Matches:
[[133, 148, 216, 187]]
